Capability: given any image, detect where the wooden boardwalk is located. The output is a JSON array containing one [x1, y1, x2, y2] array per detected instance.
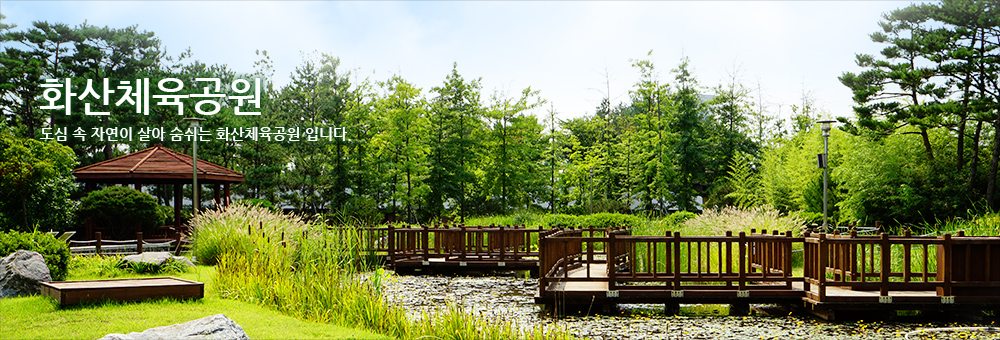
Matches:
[[359, 225, 550, 273], [534, 228, 1000, 320]]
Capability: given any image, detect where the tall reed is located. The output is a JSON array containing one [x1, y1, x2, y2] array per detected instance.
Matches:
[[199, 204, 570, 340]]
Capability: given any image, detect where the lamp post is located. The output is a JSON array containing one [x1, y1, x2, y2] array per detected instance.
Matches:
[[818, 119, 837, 231], [184, 117, 206, 219]]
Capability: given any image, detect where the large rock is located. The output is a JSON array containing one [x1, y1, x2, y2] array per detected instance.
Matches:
[[122, 252, 195, 268], [0, 250, 52, 298], [98, 314, 250, 340]]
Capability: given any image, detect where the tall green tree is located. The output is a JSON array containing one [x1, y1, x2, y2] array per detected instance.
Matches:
[[426, 64, 483, 221], [483, 88, 544, 213], [628, 52, 673, 213], [372, 76, 430, 223], [669, 57, 707, 212]]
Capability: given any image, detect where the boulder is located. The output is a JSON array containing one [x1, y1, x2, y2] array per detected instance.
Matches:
[[98, 314, 250, 340], [121, 252, 195, 268], [0, 250, 52, 298]]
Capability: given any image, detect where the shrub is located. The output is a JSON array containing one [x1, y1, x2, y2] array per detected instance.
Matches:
[[663, 211, 698, 226], [0, 129, 78, 233], [578, 212, 642, 229], [76, 186, 163, 239], [0, 230, 71, 280], [539, 214, 578, 227]]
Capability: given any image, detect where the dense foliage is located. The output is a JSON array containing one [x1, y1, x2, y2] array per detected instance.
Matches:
[[76, 187, 163, 239], [4, 1, 1000, 230], [0, 230, 71, 280], [0, 127, 77, 232]]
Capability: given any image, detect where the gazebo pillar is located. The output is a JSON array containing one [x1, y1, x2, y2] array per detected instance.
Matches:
[[134, 183, 141, 191], [85, 182, 96, 193], [173, 183, 183, 229], [214, 184, 221, 208], [224, 184, 231, 207]]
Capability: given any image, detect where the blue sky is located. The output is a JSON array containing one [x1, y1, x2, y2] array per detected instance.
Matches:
[[3, 1, 921, 124]]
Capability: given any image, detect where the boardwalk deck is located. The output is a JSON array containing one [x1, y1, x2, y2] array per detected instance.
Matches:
[[362, 225, 549, 273], [535, 229, 1000, 320]]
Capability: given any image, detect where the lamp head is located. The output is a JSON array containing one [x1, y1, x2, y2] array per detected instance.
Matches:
[[817, 119, 837, 136], [183, 117, 207, 127]]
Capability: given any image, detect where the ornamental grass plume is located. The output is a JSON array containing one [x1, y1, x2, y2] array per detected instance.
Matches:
[[188, 202, 309, 265], [681, 205, 806, 236]]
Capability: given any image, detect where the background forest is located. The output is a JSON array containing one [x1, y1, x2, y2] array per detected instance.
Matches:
[[3, 0, 1000, 233]]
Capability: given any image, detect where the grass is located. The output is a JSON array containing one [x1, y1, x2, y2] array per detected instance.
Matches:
[[0, 261, 391, 340]]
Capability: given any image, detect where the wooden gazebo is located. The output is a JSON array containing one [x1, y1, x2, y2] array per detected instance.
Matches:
[[73, 144, 244, 234]]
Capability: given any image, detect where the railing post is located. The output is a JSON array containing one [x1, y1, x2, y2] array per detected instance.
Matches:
[[942, 233, 952, 297], [673, 232, 682, 290], [803, 231, 811, 293], [388, 225, 396, 268], [902, 230, 911, 283], [608, 231, 617, 291], [738, 231, 746, 291], [460, 225, 467, 261], [785, 231, 793, 288], [95, 231, 102, 255], [499, 225, 506, 261], [880, 232, 890, 298], [422, 225, 429, 261], [539, 233, 547, 297], [818, 232, 827, 302], [136, 232, 143, 254]]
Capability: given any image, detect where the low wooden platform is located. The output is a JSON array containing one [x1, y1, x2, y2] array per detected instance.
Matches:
[[40, 277, 203, 306], [535, 263, 996, 319]]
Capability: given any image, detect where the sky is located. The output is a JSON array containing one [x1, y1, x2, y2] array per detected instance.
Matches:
[[3, 1, 923, 124]]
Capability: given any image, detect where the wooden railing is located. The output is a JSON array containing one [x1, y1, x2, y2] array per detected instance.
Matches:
[[610, 230, 801, 291], [363, 225, 552, 266], [538, 228, 618, 284], [69, 231, 191, 256], [538, 228, 802, 297], [803, 230, 1000, 303]]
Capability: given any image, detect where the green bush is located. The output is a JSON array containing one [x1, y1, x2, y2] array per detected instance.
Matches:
[[539, 214, 579, 227], [157, 205, 192, 226], [76, 187, 163, 239], [0, 129, 78, 233], [578, 213, 642, 229], [0, 230, 71, 280], [663, 211, 698, 226]]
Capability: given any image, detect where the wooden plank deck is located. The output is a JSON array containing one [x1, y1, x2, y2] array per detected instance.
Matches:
[[40, 277, 203, 306]]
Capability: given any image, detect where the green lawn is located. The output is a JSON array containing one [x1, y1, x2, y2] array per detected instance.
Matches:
[[0, 263, 392, 340]]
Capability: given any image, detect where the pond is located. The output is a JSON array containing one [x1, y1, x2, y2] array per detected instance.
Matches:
[[381, 271, 1000, 340]]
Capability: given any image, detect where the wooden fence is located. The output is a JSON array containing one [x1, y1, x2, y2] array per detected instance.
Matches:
[[537, 227, 1000, 318], [362, 225, 553, 270], [68, 231, 191, 256]]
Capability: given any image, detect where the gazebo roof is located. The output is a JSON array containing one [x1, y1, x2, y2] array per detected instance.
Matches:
[[73, 144, 244, 185]]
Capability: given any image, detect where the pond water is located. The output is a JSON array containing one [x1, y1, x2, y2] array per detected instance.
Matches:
[[381, 271, 1000, 340]]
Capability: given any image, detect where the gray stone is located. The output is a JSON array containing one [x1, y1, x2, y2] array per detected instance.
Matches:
[[122, 252, 172, 266], [122, 252, 194, 268], [0, 250, 52, 298], [98, 314, 250, 340]]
